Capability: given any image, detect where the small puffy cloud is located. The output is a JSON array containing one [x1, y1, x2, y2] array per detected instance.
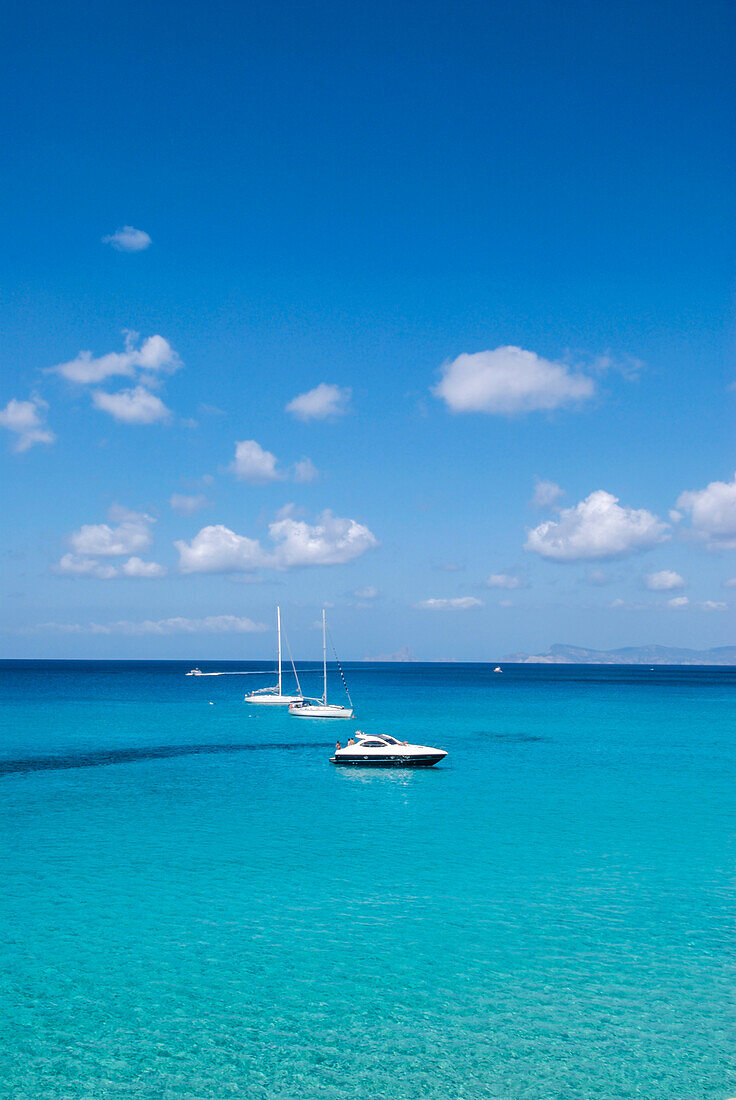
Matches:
[[92, 385, 170, 424], [102, 226, 152, 252], [170, 493, 208, 515], [293, 457, 319, 483], [414, 597, 483, 610], [121, 557, 167, 578], [485, 573, 526, 590], [176, 508, 378, 574], [42, 615, 266, 635], [0, 396, 55, 452], [285, 383, 351, 421], [354, 585, 379, 600], [69, 507, 153, 557], [644, 569, 685, 591], [525, 490, 669, 561], [699, 600, 727, 612], [531, 479, 564, 509], [667, 596, 689, 609], [723, 577, 736, 589], [51, 332, 180, 385], [676, 473, 736, 548], [176, 525, 266, 574], [433, 347, 595, 415], [231, 439, 281, 483], [55, 553, 119, 579]]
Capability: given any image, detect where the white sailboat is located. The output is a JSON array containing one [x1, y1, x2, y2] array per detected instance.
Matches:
[[288, 609, 354, 719], [245, 606, 303, 706]]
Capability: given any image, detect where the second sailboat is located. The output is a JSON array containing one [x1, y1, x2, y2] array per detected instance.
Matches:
[[288, 609, 354, 719]]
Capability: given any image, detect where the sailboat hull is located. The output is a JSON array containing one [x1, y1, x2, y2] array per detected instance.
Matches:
[[246, 694, 303, 706], [289, 703, 354, 719]]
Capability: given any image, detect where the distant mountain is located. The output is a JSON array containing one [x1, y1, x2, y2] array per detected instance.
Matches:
[[502, 643, 736, 665], [364, 645, 418, 662]]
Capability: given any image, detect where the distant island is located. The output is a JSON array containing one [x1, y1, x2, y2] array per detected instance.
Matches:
[[502, 643, 736, 665]]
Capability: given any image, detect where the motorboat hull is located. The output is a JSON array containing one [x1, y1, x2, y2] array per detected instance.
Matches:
[[330, 751, 445, 767], [290, 704, 354, 719]]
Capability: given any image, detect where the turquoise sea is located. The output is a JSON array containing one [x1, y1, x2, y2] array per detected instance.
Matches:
[[1, 660, 735, 1099]]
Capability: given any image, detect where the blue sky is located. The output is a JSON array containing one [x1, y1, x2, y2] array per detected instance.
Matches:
[[1, 0, 734, 659]]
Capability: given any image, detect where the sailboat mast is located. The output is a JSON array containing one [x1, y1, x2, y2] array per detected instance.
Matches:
[[322, 608, 327, 704], [277, 605, 282, 695]]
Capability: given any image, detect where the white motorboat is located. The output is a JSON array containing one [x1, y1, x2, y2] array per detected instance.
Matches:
[[331, 732, 447, 767], [494, 666, 503, 673], [288, 609, 354, 719], [245, 606, 303, 706], [186, 668, 203, 676]]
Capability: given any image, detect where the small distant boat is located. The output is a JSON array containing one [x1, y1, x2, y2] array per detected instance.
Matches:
[[494, 666, 503, 673], [245, 606, 303, 706], [186, 668, 203, 677], [289, 609, 354, 719], [331, 732, 447, 767]]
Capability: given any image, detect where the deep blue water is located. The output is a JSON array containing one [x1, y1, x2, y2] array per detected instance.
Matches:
[[1, 660, 735, 1099]]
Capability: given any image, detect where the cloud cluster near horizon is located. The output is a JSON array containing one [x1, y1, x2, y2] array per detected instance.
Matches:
[[414, 597, 482, 610], [36, 615, 266, 635]]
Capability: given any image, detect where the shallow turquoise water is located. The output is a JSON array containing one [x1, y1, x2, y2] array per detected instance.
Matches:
[[1, 661, 735, 1099]]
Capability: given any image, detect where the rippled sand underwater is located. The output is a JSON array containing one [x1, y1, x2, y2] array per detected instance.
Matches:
[[2, 660, 735, 1099]]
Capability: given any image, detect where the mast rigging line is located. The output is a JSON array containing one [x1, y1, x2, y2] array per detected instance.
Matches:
[[326, 622, 353, 709]]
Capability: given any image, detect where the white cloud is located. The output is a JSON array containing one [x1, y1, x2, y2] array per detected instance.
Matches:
[[525, 490, 669, 561], [40, 615, 266, 635], [723, 577, 736, 589], [102, 226, 152, 252], [230, 439, 281, 483], [51, 332, 180, 385], [121, 557, 167, 578], [644, 569, 685, 591], [285, 383, 351, 421], [293, 457, 319, 483], [485, 573, 526, 589], [176, 507, 378, 574], [668, 596, 689, 608], [699, 600, 727, 612], [69, 508, 153, 557], [432, 347, 595, 415], [170, 493, 208, 515], [54, 551, 166, 579], [354, 586, 379, 600], [176, 525, 266, 574], [92, 385, 171, 424], [414, 597, 483, 610], [0, 396, 56, 452], [268, 507, 377, 568], [531, 479, 564, 509], [676, 473, 736, 547], [55, 553, 119, 579]]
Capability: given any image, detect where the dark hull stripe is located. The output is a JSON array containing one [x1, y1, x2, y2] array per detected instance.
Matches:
[[330, 754, 445, 767]]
